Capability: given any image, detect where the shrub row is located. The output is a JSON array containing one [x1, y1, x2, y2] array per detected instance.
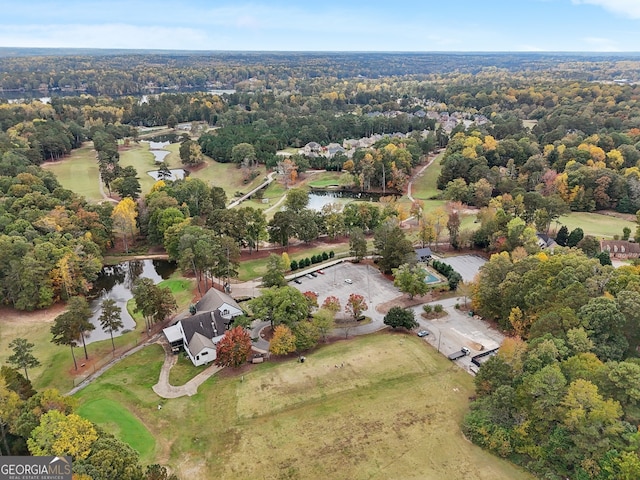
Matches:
[[431, 260, 463, 290], [290, 251, 335, 271]]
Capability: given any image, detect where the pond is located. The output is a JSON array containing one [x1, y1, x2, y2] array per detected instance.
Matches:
[[144, 135, 181, 163], [147, 168, 187, 181], [85, 259, 176, 345], [307, 191, 387, 211]]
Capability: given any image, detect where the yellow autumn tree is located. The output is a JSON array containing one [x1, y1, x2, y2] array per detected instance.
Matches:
[[483, 135, 498, 152], [281, 252, 291, 271], [269, 325, 297, 356], [150, 180, 166, 192], [27, 410, 98, 461], [509, 306, 533, 338], [111, 197, 138, 253], [606, 149, 624, 169]]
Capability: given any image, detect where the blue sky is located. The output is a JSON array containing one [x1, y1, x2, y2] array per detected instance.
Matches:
[[0, 0, 639, 52]]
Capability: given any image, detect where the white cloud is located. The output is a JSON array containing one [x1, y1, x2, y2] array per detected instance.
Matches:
[[572, 0, 640, 19]]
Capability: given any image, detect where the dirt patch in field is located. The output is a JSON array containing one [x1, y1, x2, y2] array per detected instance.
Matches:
[[0, 303, 66, 325], [598, 209, 637, 222]]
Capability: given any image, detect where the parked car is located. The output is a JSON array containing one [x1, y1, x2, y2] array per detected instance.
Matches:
[[317, 270, 325, 274], [417, 330, 429, 337], [294, 279, 302, 284], [309, 272, 317, 277], [306, 273, 314, 279], [344, 278, 353, 284]]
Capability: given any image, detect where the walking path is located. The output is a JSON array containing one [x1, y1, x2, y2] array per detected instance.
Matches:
[[152, 339, 223, 399], [227, 171, 277, 209], [67, 333, 162, 396]]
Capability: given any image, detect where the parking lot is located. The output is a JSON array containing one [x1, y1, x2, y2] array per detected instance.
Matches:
[[409, 298, 505, 373], [289, 262, 399, 327], [288, 259, 505, 374], [435, 254, 487, 283]]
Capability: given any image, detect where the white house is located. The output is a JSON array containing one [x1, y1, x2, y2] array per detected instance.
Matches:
[[163, 288, 243, 366]]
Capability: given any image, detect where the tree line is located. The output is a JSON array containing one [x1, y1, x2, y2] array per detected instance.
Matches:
[[465, 249, 640, 478]]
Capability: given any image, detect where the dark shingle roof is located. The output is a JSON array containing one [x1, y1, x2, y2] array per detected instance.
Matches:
[[180, 312, 228, 344], [194, 288, 241, 314]]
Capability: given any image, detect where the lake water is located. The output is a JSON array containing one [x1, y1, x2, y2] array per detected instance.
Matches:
[[85, 259, 175, 344], [147, 168, 187, 181], [307, 191, 384, 211]]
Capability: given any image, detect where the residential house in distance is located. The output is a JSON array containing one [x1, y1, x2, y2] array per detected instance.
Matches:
[[300, 142, 322, 157], [162, 288, 244, 366], [536, 233, 558, 251], [600, 240, 640, 260]]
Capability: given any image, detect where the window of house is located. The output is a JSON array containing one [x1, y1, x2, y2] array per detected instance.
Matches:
[[201, 351, 208, 356]]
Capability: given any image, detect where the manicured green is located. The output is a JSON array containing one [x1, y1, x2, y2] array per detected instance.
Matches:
[[43, 142, 103, 201], [557, 212, 637, 239], [75, 344, 165, 464], [307, 171, 343, 187], [77, 398, 156, 461], [119, 142, 160, 194], [410, 153, 444, 201]]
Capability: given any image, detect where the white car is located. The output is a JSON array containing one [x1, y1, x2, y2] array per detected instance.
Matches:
[[344, 279, 353, 284]]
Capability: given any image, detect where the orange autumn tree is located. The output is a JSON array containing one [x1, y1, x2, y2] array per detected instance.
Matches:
[[215, 327, 252, 368]]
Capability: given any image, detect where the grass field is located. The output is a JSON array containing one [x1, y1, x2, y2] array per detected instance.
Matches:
[[49, 141, 271, 203], [557, 212, 636, 239], [75, 344, 165, 464], [306, 171, 343, 188], [42, 143, 103, 202], [74, 334, 533, 480], [410, 153, 444, 201], [77, 398, 156, 463], [168, 353, 202, 386], [237, 242, 351, 281], [0, 272, 195, 393]]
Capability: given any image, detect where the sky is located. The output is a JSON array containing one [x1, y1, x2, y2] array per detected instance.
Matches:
[[0, 0, 639, 52]]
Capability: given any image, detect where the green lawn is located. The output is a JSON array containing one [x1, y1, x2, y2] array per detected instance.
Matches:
[[43, 143, 103, 202], [77, 398, 156, 462], [307, 171, 343, 188], [557, 212, 637, 239], [74, 333, 534, 480], [0, 272, 195, 394], [75, 344, 165, 464], [410, 153, 444, 201], [238, 243, 351, 281], [168, 353, 202, 386], [119, 142, 161, 194]]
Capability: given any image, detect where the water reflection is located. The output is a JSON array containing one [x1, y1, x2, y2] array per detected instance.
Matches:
[[85, 259, 175, 344], [307, 191, 385, 211]]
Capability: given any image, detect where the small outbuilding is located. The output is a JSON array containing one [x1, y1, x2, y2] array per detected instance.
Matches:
[[415, 247, 433, 263]]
